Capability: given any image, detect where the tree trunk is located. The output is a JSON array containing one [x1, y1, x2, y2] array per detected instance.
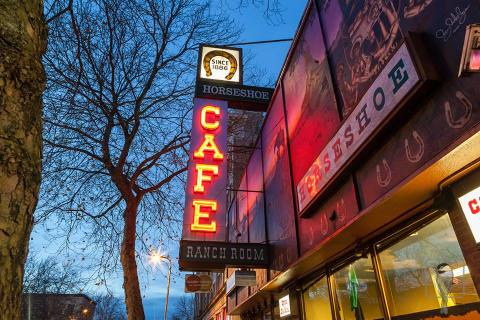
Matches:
[[121, 199, 145, 320], [0, 1, 46, 319]]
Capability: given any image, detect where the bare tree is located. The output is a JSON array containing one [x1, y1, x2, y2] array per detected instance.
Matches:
[[93, 294, 127, 320], [23, 255, 88, 294], [38, 0, 239, 319], [220, 0, 285, 25], [0, 1, 47, 318], [171, 295, 195, 320]]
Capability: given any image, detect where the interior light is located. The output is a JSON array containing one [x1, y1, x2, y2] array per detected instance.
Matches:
[[452, 266, 470, 277]]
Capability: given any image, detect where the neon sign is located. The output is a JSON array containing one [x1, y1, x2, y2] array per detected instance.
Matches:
[[458, 185, 480, 245], [191, 199, 217, 232], [182, 98, 228, 241]]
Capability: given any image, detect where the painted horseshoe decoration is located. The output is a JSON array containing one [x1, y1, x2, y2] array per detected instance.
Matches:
[[376, 158, 392, 188], [203, 50, 238, 80], [320, 213, 329, 236], [336, 198, 347, 223], [404, 130, 425, 163], [444, 90, 473, 129]]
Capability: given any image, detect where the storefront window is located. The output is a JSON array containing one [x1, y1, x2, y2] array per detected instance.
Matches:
[[333, 256, 384, 320], [303, 277, 332, 320], [378, 213, 480, 319]]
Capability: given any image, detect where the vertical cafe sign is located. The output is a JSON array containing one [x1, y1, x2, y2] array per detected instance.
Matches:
[[182, 98, 228, 241], [180, 44, 270, 271]]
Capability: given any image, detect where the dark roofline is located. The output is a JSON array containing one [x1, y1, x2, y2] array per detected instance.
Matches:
[[23, 293, 97, 305]]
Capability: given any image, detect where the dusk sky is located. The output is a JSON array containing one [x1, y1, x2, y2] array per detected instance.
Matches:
[[29, 1, 307, 319]]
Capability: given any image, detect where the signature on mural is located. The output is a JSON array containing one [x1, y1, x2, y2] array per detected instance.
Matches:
[[435, 5, 470, 42]]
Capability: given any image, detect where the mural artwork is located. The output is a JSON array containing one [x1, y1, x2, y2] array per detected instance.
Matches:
[[355, 0, 480, 208], [262, 89, 298, 277], [320, 0, 404, 118], [283, 3, 340, 186], [298, 177, 359, 255]]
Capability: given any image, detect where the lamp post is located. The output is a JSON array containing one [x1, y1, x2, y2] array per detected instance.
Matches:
[[163, 255, 172, 320], [149, 251, 173, 320]]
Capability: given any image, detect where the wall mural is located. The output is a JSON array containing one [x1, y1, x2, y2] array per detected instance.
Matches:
[[357, 78, 480, 207], [283, 3, 340, 186], [355, 0, 480, 208], [247, 145, 266, 244], [320, 0, 404, 118], [298, 176, 359, 255], [227, 196, 237, 243], [261, 89, 298, 277], [237, 173, 249, 243]]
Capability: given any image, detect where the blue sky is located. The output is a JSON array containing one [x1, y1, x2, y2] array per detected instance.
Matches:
[[233, 1, 307, 85], [31, 1, 307, 319]]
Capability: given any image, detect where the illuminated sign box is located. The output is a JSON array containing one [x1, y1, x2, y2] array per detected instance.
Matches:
[[195, 44, 273, 112], [279, 294, 291, 318], [458, 24, 480, 76], [458, 185, 480, 245], [181, 98, 228, 242], [180, 44, 273, 272], [198, 45, 242, 84]]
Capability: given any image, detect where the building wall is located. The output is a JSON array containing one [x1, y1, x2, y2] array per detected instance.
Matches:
[[22, 294, 95, 320], [222, 0, 480, 318]]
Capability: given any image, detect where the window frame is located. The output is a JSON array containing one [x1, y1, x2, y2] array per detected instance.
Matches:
[[300, 208, 467, 320]]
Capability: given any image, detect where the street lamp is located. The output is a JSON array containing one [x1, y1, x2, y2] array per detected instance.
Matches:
[[148, 251, 173, 320]]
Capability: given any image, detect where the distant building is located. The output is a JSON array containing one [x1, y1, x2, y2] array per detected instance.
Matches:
[[22, 293, 96, 320]]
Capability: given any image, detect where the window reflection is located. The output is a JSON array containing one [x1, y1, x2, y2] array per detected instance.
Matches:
[[333, 256, 384, 320], [303, 277, 332, 320], [378, 214, 480, 318]]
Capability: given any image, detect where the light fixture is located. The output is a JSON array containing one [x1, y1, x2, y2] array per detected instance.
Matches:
[[458, 24, 480, 76], [452, 265, 470, 277]]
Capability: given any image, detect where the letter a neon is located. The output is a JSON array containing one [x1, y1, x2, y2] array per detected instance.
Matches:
[[194, 134, 224, 160]]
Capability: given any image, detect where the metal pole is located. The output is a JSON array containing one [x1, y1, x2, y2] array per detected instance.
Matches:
[[164, 257, 172, 320]]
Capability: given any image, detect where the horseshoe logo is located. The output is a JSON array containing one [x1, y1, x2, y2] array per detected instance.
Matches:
[[404, 130, 425, 163], [336, 198, 347, 223], [203, 50, 238, 80], [444, 91, 473, 129], [376, 158, 392, 188], [320, 213, 329, 236]]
